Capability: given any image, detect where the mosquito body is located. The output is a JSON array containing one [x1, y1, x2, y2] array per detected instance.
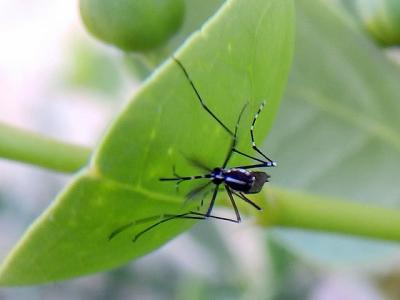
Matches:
[[163, 167, 270, 201], [217, 168, 269, 194], [109, 57, 277, 242]]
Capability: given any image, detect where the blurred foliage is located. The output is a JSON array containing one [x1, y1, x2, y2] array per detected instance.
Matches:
[[0, 194, 5, 212], [265, 0, 400, 264], [376, 268, 400, 300], [266, 234, 317, 300], [63, 40, 122, 96]]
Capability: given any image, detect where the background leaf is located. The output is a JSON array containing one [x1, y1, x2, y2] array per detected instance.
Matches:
[[265, 0, 400, 264], [0, 0, 294, 285]]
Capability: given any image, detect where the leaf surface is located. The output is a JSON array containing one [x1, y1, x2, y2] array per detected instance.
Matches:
[[0, 0, 294, 285]]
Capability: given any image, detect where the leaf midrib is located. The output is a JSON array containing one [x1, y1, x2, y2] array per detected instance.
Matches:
[[87, 169, 181, 204]]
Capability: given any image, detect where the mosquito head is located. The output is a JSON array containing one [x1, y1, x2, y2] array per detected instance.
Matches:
[[211, 167, 224, 184]]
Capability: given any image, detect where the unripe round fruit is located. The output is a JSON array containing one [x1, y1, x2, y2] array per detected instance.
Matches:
[[357, 0, 400, 46], [80, 0, 184, 51]]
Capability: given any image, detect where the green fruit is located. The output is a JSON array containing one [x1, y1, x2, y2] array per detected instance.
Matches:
[[357, 0, 400, 46], [80, 0, 184, 52]]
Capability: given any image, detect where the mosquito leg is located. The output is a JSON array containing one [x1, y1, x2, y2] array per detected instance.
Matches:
[[133, 213, 206, 242], [108, 214, 169, 241], [231, 191, 262, 210], [133, 209, 244, 242], [188, 211, 240, 223], [232, 151, 276, 167], [159, 175, 210, 181], [108, 222, 134, 240], [205, 183, 221, 217], [171, 165, 178, 177], [232, 162, 276, 170], [160, 164, 212, 182], [222, 103, 248, 168], [250, 101, 276, 165], [160, 172, 211, 193], [110, 207, 243, 242], [173, 57, 234, 137], [232, 148, 268, 164], [224, 185, 241, 222]]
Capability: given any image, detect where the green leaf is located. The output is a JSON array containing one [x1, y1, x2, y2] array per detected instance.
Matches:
[[265, 0, 400, 263], [0, 0, 294, 285]]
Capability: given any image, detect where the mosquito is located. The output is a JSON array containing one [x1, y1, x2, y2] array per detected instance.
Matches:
[[109, 57, 277, 242]]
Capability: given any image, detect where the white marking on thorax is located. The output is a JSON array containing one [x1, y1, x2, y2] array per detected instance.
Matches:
[[227, 168, 251, 176], [225, 177, 247, 185]]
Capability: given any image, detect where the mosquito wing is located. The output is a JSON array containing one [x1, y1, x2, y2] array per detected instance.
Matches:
[[185, 181, 213, 201]]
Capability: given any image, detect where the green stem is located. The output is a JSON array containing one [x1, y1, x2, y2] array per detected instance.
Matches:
[[261, 187, 400, 242], [2, 122, 400, 243], [0, 122, 91, 173]]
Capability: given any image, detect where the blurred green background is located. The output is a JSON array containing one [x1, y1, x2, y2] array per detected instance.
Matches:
[[0, 0, 400, 299]]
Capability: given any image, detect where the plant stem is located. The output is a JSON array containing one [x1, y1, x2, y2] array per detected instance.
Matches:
[[2, 122, 400, 243], [0, 122, 91, 173], [261, 187, 400, 242]]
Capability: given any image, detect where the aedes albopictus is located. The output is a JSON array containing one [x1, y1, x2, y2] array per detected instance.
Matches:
[[109, 57, 277, 242]]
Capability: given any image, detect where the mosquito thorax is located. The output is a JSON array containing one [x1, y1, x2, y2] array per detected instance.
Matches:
[[220, 168, 255, 192]]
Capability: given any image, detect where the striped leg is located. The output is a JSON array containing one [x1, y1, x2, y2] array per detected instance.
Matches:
[[229, 101, 276, 167], [222, 103, 248, 168], [160, 166, 211, 190], [232, 148, 276, 167], [159, 174, 211, 183], [250, 101, 277, 166]]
